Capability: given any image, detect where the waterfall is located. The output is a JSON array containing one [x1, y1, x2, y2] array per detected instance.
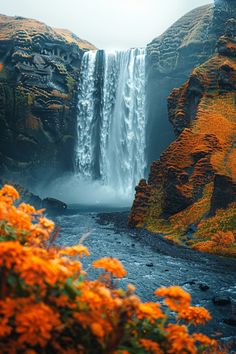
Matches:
[[76, 48, 146, 198]]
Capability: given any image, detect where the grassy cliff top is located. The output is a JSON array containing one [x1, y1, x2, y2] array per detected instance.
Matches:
[[0, 13, 96, 50]]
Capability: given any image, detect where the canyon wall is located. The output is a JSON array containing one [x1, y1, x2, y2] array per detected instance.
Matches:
[[0, 14, 95, 185], [129, 14, 236, 256], [146, 0, 236, 167]]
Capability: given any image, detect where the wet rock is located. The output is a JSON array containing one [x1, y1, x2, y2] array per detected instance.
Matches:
[[210, 174, 236, 215], [199, 283, 210, 291], [42, 197, 67, 214], [213, 295, 231, 306], [223, 316, 236, 327], [183, 279, 197, 286]]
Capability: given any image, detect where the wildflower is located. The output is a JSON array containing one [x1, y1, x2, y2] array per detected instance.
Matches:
[[90, 322, 104, 338], [30, 225, 50, 242], [127, 284, 136, 294], [93, 257, 127, 278], [179, 306, 211, 325], [166, 324, 197, 354], [139, 339, 164, 353], [38, 217, 55, 233], [155, 286, 191, 312], [15, 302, 61, 347], [137, 303, 165, 323], [0, 185, 19, 201], [193, 333, 217, 347], [18, 203, 37, 215], [0, 298, 15, 337], [59, 245, 90, 258]]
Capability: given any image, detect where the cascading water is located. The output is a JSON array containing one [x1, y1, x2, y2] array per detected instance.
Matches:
[[76, 48, 146, 199]]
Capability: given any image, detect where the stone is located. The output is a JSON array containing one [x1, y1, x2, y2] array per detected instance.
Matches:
[[212, 296, 231, 306], [42, 197, 67, 213], [210, 174, 236, 215], [223, 315, 236, 327], [199, 283, 210, 291]]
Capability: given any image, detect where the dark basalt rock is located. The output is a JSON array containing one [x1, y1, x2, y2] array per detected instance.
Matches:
[[210, 174, 236, 215], [213, 295, 231, 306], [42, 197, 67, 213], [224, 315, 236, 327], [0, 14, 96, 185], [199, 283, 210, 291]]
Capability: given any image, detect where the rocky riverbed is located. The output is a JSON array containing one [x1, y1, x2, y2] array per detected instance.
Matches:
[[54, 208, 236, 350]]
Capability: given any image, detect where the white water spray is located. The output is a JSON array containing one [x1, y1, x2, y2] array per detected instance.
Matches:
[[76, 48, 146, 201]]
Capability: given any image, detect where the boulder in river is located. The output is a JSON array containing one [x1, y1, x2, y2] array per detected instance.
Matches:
[[42, 197, 67, 213]]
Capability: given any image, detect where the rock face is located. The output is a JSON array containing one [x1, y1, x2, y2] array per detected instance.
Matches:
[[146, 0, 236, 167], [129, 16, 236, 256], [0, 14, 95, 185]]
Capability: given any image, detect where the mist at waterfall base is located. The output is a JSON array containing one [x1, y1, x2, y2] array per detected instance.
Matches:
[[43, 174, 134, 207]]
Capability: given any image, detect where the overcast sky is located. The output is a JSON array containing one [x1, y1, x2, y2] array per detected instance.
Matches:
[[1, 0, 213, 49]]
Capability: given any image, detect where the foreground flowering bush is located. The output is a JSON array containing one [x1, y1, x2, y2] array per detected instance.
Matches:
[[0, 185, 225, 353]]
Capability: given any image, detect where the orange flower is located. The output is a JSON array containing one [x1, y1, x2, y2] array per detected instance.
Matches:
[[179, 306, 211, 325], [15, 302, 61, 347], [139, 338, 164, 353], [193, 333, 217, 347], [90, 322, 104, 338], [166, 324, 197, 354], [127, 283, 136, 294], [0, 185, 19, 201], [38, 217, 55, 233], [18, 203, 37, 215], [0, 298, 15, 337], [30, 225, 50, 242], [59, 245, 90, 258], [155, 286, 191, 312], [137, 303, 165, 323], [93, 257, 127, 278]]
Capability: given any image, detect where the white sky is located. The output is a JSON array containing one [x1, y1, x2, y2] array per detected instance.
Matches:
[[1, 0, 213, 49]]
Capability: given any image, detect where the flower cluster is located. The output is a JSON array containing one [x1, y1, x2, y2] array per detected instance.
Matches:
[[0, 185, 224, 353]]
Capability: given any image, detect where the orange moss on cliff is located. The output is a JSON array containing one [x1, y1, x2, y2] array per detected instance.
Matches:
[[129, 24, 236, 257]]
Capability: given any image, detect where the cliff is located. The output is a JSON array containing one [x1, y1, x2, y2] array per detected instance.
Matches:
[[146, 0, 236, 167], [129, 18, 236, 257], [0, 14, 96, 185]]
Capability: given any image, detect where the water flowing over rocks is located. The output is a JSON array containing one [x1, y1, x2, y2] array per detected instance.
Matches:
[[76, 48, 146, 196]]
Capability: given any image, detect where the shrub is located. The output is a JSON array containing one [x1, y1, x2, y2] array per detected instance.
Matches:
[[0, 185, 224, 353]]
